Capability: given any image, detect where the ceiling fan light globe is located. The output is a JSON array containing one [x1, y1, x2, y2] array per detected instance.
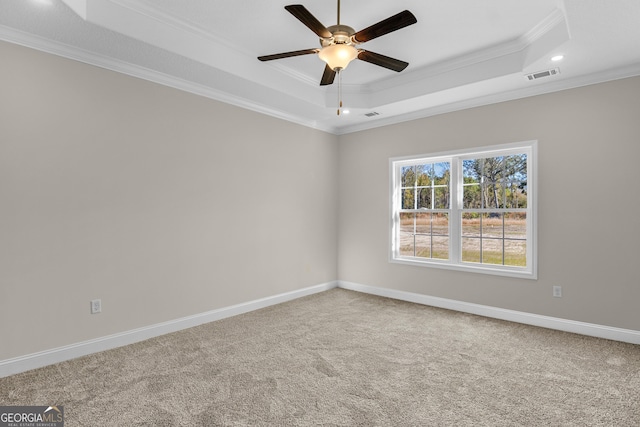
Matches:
[[318, 44, 358, 71]]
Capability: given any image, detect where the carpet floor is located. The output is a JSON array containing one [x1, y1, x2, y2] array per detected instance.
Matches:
[[1, 288, 639, 426]]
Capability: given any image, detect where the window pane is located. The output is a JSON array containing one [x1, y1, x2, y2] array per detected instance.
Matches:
[[497, 181, 508, 208], [401, 166, 415, 187], [416, 213, 430, 234], [463, 182, 481, 208], [399, 213, 415, 256], [482, 156, 503, 179], [462, 213, 480, 237], [463, 159, 481, 208], [434, 187, 449, 209], [504, 213, 526, 239], [483, 181, 501, 209], [402, 189, 415, 209], [417, 188, 431, 209], [415, 235, 431, 258], [504, 154, 527, 208], [504, 181, 524, 208], [399, 234, 414, 256], [464, 156, 529, 209], [399, 211, 449, 260], [462, 237, 481, 263], [400, 212, 415, 232], [463, 159, 480, 180], [505, 240, 527, 266], [504, 240, 527, 267], [504, 154, 527, 181], [518, 183, 528, 208], [416, 164, 431, 186], [432, 236, 449, 260], [432, 213, 449, 236], [482, 238, 503, 265], [434, 162, 450, 185], [482, 213, 503, 238]]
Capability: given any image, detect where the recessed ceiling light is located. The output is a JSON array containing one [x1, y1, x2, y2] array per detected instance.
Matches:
[[551, 55, 564, 62], [342, 110, 350, 115]]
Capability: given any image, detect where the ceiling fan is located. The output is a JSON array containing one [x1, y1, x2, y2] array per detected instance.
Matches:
[[257, 1, 417, 88]]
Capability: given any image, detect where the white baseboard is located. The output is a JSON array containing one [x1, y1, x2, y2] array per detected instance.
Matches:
[[3, 280, 636, 378], [338, 281, 640, 345], [0, 281, 338, 378]]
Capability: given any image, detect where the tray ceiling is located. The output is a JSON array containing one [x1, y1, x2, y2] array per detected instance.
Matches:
[[2, 0, 640, 134]]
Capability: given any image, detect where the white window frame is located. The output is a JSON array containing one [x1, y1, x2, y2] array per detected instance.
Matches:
[[390, 140, 537, 279]]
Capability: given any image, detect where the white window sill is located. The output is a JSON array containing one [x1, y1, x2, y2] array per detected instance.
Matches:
[[390, 256, 537, 280]]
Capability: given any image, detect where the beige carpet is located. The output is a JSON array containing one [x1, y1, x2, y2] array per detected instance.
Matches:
[[1, 289, 639, 426]]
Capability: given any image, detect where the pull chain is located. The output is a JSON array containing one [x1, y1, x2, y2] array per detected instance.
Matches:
[[337, 69, 343, 115]]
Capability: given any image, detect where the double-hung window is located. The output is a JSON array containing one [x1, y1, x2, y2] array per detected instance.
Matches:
[[390, 141, 536, 278]]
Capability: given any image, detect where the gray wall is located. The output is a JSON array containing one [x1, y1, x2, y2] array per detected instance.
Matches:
[[338, 76, 640, 331], [0, 41, 338, 360], [2, 39, 639, 362]]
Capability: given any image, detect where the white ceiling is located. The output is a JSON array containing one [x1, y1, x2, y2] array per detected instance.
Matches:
[[2, 0, 640, 134]]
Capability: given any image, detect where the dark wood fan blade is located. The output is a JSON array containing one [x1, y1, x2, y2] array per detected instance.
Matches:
[[353, 10, 417, 43], [285, 5, 332, 38], [357, 50, 409, 72], [258, 49, 318, 61], [320, 64, 336, 86]]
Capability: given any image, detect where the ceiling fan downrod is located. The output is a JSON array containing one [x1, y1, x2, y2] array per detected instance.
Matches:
[[336, 0, 343, 116]]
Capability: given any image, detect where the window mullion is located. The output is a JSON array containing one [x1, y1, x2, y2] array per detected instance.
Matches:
[[450, 157, 461, 263]]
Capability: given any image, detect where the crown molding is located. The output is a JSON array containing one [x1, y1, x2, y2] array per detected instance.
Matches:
[[3, 24, 639, 136], [0, 26, 337, 134], [336, 62, 640, 135], [521, 8, 566, 45]]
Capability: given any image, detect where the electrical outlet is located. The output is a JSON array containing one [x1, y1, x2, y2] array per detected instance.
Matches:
[[552, 286, 562, 298], [91, 299, 102, 314]]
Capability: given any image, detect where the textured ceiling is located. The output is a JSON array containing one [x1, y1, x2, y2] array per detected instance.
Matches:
[[1, 0, 640, 134]]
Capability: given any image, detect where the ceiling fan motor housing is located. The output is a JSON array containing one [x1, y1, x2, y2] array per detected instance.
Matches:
[[322, 25, 356, 47]]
